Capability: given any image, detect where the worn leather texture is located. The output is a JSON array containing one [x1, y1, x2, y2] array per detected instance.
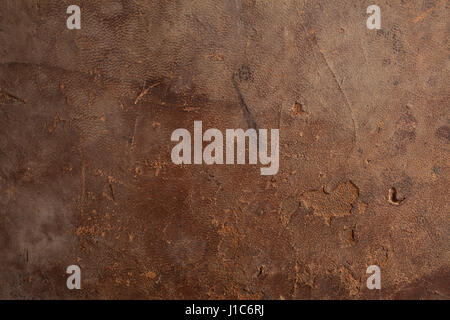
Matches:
[[0, 0, 448, 299]]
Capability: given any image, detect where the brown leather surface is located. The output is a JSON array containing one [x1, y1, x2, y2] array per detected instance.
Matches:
[[0, 0, 448, 299]]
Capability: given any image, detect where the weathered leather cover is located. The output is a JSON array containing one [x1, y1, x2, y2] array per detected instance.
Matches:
[[0, 0, 448, 299]]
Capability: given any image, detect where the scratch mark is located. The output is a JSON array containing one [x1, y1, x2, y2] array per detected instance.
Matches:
[[130, 115, 139, 150], [231, 71, 258, 129], [298, 22, 357, 153], [79, 142, 86, 215], [134, 81, 160, 105], [109, 183, 115, 201], [413, 0, 445, 23], [0, 88, 26, 104], [319, 50, 357, 148]]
